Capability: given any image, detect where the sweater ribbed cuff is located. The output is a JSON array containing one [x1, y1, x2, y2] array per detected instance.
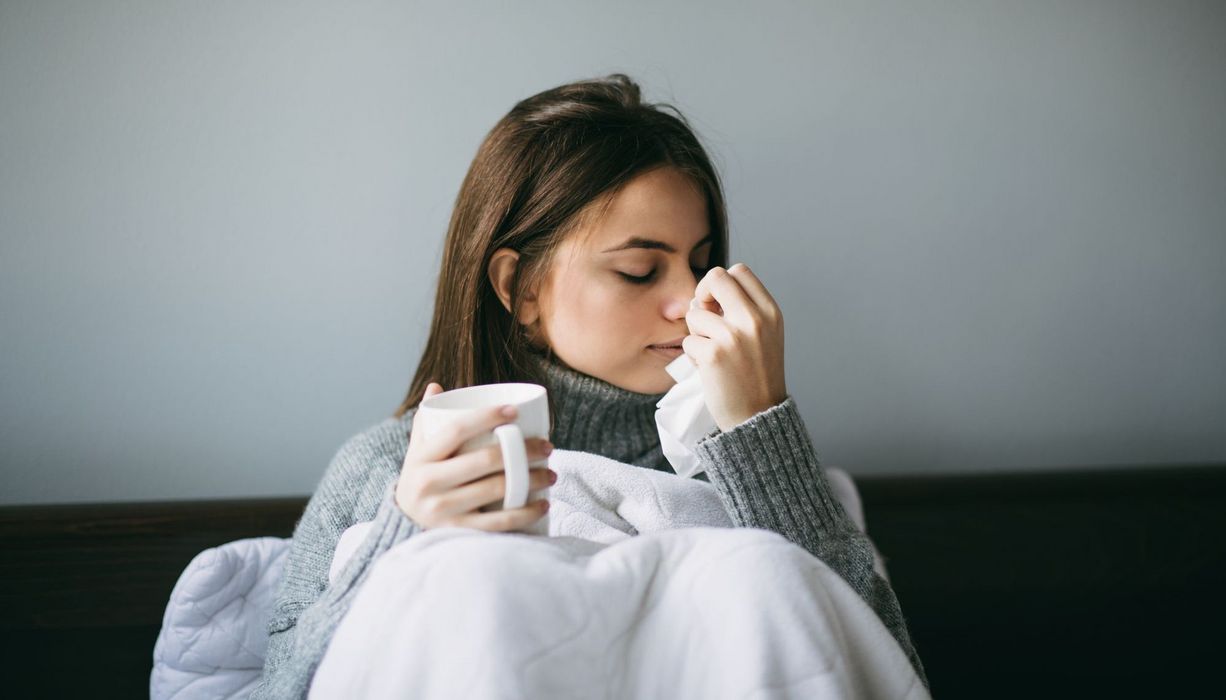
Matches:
[[365, 480, 424, 564], [692, 396, 854, 536], [300, 480, 422, 646]]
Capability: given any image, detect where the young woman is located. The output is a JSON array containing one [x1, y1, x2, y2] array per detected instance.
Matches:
[[253, 74, 928, 697]]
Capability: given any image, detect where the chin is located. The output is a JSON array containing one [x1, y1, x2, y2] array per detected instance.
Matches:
[[626, 369, 675, 395], [588, 356, 675, 395]]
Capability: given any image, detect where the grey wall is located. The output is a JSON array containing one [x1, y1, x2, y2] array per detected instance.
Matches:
[[2, 0, 1223, 505]]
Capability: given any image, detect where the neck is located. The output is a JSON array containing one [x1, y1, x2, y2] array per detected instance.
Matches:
[[524, 351, 671, 471]]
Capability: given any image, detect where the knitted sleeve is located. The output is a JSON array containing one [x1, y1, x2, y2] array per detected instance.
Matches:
[[692, 396, 929, 691], [250, 423, 424, 700]]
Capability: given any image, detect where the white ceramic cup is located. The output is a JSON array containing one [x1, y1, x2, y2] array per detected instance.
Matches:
[[412, 382, 551, 536]]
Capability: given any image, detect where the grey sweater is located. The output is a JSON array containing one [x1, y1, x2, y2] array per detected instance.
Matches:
[[252, 353, 928, 697]]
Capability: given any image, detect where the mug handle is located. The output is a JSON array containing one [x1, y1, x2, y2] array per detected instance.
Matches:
[[493, 423, 529, 510]]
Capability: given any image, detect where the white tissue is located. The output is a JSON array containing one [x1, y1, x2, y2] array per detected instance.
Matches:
[[654, 353, 719, 478]]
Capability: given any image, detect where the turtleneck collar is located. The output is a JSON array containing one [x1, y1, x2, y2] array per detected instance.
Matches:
[[524, 350, 672, 472]]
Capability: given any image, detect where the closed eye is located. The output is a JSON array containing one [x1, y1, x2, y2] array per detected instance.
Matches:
[[619, 266, 709, 285]]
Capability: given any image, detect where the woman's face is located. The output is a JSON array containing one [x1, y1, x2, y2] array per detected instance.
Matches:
[[533, 166, 715, 394]]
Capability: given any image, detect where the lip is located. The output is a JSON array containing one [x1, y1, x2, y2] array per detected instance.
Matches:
[[648, 336, 686, 349], [649, 345, 685, 358]]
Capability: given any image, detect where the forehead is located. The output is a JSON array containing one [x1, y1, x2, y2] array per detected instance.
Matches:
[[571, 167, 710, 252]]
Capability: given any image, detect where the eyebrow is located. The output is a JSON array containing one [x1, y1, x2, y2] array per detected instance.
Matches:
[[601, 233, 714, 254]]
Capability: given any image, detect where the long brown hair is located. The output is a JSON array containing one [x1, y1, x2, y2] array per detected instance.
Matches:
[[393, 73, 730, 419]]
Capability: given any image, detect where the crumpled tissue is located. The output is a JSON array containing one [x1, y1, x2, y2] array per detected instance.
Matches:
[[654, 353, 719, 478]]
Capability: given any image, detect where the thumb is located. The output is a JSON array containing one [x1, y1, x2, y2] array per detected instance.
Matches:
[[425, 381, 444, 397]]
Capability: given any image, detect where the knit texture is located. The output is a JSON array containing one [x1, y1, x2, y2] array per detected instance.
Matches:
[[252, 354, 928, 697]]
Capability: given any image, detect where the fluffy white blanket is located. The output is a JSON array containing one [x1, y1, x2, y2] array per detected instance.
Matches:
[[312, 450, 925, 699], [328, 449, 888, 584]]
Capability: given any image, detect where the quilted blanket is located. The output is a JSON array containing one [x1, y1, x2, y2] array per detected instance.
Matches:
[[151, 537, 289, 699]]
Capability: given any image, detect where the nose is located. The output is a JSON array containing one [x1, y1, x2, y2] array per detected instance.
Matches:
[[663, 269, 699, 320]]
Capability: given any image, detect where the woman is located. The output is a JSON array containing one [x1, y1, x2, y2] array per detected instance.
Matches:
[[253, 73, 928, 698]]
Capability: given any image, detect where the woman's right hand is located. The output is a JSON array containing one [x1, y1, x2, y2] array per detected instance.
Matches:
[[395, 382, 555, 532]]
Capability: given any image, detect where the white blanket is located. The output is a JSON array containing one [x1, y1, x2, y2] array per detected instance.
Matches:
[[314, 450, 925, 699], [328, 449, 888, 584]]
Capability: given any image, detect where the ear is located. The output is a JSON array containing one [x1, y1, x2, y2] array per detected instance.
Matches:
[[488, 248, 540, 325]]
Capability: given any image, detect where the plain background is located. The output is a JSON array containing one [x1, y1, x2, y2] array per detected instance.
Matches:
[[2, 0, 1223, 505]]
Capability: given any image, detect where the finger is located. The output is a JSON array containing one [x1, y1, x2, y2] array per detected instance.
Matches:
[[690, 279, 721, 314], [452, 498, 550, 533], [442, 467, 556, 515], [692, 267, 721, 307], [432, 438, 554, 491], [413, 404, 522, 463], [725, 263, 778, 315], [680, 333, 717, 365], [692, 297, 721, 316], [410, 384, 445, 440], [684, 306, 733, 344], [693, 267, 756, 327], [409, 384, 445, 440]]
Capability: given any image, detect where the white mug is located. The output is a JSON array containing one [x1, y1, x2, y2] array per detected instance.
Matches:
[[412, 382, 551, 536]]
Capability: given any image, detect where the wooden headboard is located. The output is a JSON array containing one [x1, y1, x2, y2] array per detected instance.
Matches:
[[3, 464, 1224, 698]]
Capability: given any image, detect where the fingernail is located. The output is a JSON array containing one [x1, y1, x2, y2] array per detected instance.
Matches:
[[543, 442, 553, 454], [541, 500, 550, 512], [501, 405, 517, 417], [548, 470, 558, 484]]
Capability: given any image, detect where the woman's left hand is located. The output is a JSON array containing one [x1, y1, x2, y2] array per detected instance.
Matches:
[[682, 263, 788, 432]]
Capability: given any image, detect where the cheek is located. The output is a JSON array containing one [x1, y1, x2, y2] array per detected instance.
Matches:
[[549, 278, 644, 343]]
